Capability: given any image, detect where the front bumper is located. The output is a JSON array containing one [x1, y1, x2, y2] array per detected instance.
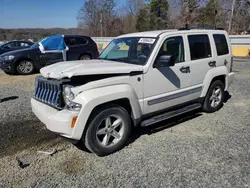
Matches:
[[31, 98, 80, 140], [0, 59, 12, 71]]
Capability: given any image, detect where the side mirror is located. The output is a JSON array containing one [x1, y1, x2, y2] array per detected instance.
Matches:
[[155, 55, 175, 68]]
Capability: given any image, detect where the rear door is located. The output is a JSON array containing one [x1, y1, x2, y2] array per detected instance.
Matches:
[[185, 33, 215, 95], [65, 36, 90, 61]]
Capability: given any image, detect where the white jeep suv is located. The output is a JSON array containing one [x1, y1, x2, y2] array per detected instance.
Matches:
[[31, 29, 234, 156]]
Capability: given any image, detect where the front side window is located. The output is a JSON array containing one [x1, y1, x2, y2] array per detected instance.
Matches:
[[3, 42, 16, 48], [213, 34, 229, 56], [156, 36, 185, 64], [188, 35, 212, 60], [99, 37, 156, 65]]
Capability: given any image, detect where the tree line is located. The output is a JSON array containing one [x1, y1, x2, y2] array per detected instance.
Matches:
[[0, 28, 88, 41], [0, 0, 249, 41], [77, 0, 250, 36]]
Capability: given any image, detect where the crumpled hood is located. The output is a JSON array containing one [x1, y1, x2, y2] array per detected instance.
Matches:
[[40, 60, 144, 79]]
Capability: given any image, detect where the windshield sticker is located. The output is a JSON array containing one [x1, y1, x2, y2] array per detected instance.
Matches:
[[138, 38, 156, 44]]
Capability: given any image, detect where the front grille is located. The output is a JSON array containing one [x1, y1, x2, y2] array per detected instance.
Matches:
[[34, 76, 64, 109]]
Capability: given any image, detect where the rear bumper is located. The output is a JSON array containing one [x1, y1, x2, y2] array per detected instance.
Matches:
[[94, 51, 100, 59]]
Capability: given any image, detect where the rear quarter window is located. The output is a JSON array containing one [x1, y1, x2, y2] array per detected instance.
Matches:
[[213, 34, 229, 56], [75, 37, 88, 45], [188, 34, 212, 60]]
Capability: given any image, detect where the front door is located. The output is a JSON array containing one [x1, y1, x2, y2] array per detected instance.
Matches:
[[39, 52, 64, 66], [143, 35, 194, 115]]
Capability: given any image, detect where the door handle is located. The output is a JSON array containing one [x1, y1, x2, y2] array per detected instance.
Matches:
[[180, 66, 190, 73], [208, 61, 216, 67]]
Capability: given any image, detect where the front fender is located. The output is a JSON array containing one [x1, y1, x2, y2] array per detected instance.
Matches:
[[71, 84, 142, 140], [201, 66, 229, 97]]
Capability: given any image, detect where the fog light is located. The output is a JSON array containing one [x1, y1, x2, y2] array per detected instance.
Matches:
[[71, 116, 78, 128]]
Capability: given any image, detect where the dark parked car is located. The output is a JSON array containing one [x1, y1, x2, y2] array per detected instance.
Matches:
[[0, 40, 34, 55], [0, 35, 99, 75]]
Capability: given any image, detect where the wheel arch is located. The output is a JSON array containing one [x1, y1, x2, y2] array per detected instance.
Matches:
[[79, 52, 92, 60], [201, 67, 227, 97], [86, 98, 138, 126], [71, 84, 142, 140]]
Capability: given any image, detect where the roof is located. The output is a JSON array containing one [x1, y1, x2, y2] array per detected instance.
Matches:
[[63, 34, 90, 38], [116, 29, 227, 38], [0, 40, 33, 44], [117, 30, 177, 38]]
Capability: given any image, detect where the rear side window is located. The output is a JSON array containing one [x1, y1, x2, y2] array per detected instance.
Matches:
[[188, 35, 212, 60], [213, 34, 229, 56], [64, 37, 76, 46], [75, 37, 88, 45]]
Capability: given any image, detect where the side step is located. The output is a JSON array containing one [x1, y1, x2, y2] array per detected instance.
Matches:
[[141, 103, 202, 127]]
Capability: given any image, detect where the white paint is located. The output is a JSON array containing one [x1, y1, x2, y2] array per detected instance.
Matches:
[[32, 29, 235, 142], [40, 60, 143, 79]]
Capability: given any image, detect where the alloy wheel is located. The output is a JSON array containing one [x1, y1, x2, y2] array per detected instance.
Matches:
[[210, 86, 222, 108], [18, 61, 33, 74], [96, 115, 125, 147]]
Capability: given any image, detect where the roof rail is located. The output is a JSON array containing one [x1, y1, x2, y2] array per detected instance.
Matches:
[[178, 26, 224, 31]]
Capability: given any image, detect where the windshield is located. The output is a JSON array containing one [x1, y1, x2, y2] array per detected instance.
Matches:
[[99, 37, 156, 65]]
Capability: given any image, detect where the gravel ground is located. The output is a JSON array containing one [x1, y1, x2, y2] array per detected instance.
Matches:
[[0, 62, 250, 188]]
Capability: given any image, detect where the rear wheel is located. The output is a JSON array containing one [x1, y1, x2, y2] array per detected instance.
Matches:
[[202, 80, 225, 113], [80, 55, 91, 60], [83, 105, 131, 156], [16, 60, 35, 75]]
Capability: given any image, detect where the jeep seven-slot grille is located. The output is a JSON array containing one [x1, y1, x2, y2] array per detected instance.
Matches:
[[34, 76, 64, 109]]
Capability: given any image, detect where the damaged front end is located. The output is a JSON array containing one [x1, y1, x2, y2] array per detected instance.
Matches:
[[33, 73, 129, 110]]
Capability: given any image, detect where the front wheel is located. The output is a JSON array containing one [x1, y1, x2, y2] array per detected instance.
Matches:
[[202, 80, 225, 113], [84, 105, 131, 156], [16, 60, 35, 75]]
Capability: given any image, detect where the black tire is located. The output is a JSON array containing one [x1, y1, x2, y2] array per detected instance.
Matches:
[[202, 80, 225, 113], [83, 105, 131, 156], [16, 60, 35, 75], [80, 55, 91, 60]]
